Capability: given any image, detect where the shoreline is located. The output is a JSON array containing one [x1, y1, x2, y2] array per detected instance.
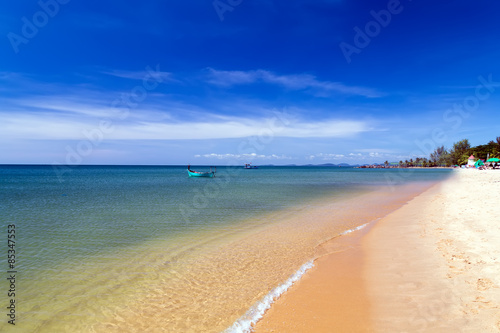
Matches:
[[228, 223, 373, 333], [253, 170, 500, 332], [252, 181, 439, 332], [253, 222, 375, 332], [83, 181, 438, 333], [222, 181, 438, 333]]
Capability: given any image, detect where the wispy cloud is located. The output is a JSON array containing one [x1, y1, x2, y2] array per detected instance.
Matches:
[[307, 150, 408, 162], [205, 68, 381, 98], [1, 85, 373, 141], [307, 153, 345, 160], [101, 68, 172, 81], [354, 148, 399, 154], [0, 108, 371, 140], [194, 153, 292, 160], [12, 97, 126, 119]]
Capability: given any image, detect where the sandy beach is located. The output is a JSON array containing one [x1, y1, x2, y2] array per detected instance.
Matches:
[[255, 169, 500, 332]]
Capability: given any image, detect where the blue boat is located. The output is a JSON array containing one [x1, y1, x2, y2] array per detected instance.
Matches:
[[244, 163, 258, 169], [187, 165, 216, 177]]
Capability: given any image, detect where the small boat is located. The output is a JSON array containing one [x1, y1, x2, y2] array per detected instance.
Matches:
[[244, 163, 258, 169], [187, 165, 216, 177]]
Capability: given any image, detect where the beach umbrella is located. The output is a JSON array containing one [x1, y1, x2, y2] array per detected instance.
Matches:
[[486, 158, 500, 162], [474, 160, 484, 167]]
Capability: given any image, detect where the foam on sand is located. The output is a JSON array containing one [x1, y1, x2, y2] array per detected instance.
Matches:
[[340, 222, 370, 235], [224, 260, 314, 333], [225, 222, 371, 333]]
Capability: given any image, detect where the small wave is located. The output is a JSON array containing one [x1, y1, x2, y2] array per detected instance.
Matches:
[[339, 222, 370, 235], [223, 260, 314, 333], [224, 222, 371, 332]]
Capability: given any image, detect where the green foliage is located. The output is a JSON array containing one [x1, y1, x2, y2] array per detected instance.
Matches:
[[458, 153, 470, 166], [471, 141, 500, 160], [427, 137, 500, 166], [430, 146, 450, 166], [450, 139, 471, 165]]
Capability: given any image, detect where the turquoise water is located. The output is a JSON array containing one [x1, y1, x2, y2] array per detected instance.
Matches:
[[0, 165, 453, 332]]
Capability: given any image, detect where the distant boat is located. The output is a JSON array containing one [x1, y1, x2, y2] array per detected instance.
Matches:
[[187, 165, 216, 178], [244, 163, 258, 169]]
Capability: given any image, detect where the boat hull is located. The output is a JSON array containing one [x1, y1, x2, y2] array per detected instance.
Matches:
[[244, 163, 258, 169], [187, 170, 215, 177]]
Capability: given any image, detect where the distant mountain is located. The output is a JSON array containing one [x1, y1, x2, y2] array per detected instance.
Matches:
[[241, 163, 362, 167], [300, 163, 359, 167]]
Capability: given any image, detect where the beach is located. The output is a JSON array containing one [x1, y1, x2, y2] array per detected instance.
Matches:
[[1, 166, 453, 332], [255, 169, 500, 332]]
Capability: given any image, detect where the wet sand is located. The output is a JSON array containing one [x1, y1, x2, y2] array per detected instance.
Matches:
[[255, 170, 500, 332], [253, 226, 373, 332]]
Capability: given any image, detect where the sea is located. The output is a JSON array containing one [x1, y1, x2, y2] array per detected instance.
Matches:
[[0, 165, 453, 332]]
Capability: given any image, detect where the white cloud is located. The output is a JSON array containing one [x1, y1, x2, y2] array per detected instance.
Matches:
[[205, 68, 381, 97], [307, 153, 345, 160], [194, 153, 291, 160], [205, 68, 259, 86], [354, 148, 398, 154], [0, 106, 371, 140], [307, 151, 409, 162], [101, 67, 172, 82], [14, 98, 125, 119], [0, 72, 374, 143]]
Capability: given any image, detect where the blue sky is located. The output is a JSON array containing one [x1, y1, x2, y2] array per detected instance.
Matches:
[[1, 0, 500, 165]]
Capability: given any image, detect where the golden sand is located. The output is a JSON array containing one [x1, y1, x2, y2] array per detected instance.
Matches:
[[253, 226, 373, 332]]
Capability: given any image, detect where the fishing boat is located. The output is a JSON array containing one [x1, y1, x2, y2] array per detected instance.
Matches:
[[244, 163, 258, 169], [187, 165, 216, 177]]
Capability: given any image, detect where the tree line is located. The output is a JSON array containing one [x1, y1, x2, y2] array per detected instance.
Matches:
[[384, 137, 500, 168]]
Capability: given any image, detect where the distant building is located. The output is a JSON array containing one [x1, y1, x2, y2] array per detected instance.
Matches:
[[467, 155, 475, 167]]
